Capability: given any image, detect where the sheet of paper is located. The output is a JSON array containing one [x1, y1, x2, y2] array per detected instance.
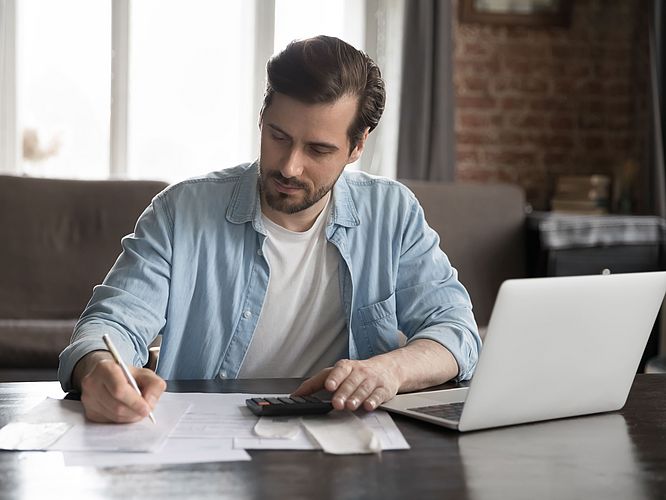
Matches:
[[61, 391, 266, 467], [17, 395, 191, 452], [167, 392, 266, 439], [63, 438, 250, 467], [0, 422, 72, 451]]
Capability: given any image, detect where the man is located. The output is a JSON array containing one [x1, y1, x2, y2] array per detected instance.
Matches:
[[58, 35, 481, 423]]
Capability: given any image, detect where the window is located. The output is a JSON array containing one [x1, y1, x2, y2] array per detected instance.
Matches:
[[1, 0, 404, 182], [17, 0, 111, 179], [127, 0, 255, 181]]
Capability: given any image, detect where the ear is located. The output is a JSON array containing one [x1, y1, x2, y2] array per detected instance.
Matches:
[[347, 128, 370, 165]]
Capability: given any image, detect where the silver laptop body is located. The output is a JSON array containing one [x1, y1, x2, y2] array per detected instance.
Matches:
[[381, 272, 666, 432]]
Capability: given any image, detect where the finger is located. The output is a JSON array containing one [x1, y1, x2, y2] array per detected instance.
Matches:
[[330, 370, 366, 410], [324, 360, 354, 392], [80, 378, 147, 424], [94, 394, 148, 423], [79, 359, 148, 423], [100, 364, 151, 416], [345, 378, 378, 411], [134, 369, 166, 408], [291, 368, 332, 397], [362, 386, 393, 412]]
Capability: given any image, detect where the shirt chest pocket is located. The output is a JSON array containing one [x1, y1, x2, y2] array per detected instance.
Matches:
[[356, 293, 400, 355]]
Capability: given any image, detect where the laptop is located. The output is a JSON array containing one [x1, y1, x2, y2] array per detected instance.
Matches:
[[380, 272, 666, 432]]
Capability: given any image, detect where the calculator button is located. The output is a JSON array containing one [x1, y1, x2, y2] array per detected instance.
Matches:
[[302, 396, 320, 403], [291, 396, 307, 403], [278, 397, 296, 404], [266, 397, 282, 404]]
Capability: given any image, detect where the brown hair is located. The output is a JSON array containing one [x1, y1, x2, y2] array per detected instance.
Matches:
[[260, 35, 385, 152]]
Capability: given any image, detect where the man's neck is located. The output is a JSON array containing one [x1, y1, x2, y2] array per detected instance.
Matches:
[[261, 192, 331, 232]]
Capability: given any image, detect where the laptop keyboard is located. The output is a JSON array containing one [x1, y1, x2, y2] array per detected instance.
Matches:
[[408, 402, 465, 422]]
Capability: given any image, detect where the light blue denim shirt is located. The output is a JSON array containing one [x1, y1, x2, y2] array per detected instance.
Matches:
[[58, 162, 481, 391]]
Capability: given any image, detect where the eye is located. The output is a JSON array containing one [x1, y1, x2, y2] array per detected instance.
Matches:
[[271, 133, 286, 142], [310, 146, 332, 156]]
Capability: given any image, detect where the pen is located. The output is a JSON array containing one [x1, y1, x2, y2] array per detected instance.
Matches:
[[102, 334, 157, 424]]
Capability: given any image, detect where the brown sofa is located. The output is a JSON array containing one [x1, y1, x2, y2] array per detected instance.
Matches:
[[0, 175, 168, 381]]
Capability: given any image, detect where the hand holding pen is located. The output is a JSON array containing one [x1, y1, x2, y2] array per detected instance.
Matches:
[[102, 334, 157, 424]]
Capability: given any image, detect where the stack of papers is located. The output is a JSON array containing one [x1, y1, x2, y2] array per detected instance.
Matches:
[[0, 392, 410, 467]]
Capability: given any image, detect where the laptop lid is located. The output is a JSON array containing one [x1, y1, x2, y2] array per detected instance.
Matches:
[[382, 272, 666, 432]]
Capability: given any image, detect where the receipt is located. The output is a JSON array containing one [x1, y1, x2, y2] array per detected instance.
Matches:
[[0, 422, 72, 451], [300, 411, 381, 455], [254, 417, 301, 439]]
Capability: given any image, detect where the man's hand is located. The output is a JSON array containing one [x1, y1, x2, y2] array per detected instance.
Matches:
[[73, 351, 166, 423], [291, 339, 460, 411], [293, 357, 401, 411]]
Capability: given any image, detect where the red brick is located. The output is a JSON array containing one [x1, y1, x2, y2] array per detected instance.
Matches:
[[484, 150, 537, 166], [498, 131, 525, 146], [457, 132, 489, 145], [457, 96, 498, 109], [549, 115, 575, 130], [458, 112, 492, 128], [605, 81, 632, 97], [463, 42, 490, 57], [508, 114, 547, 129], [529, 98, 574, 112], [456, 168, 499, 183], [500, 97, 526, 110], [462, 76, 490, 93], [456, 149, 478, 164], [583, 135, 606, 149]]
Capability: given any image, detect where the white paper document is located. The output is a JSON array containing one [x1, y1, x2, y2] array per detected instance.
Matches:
[[17, 396, 191, 452], [63, 438, 250, 467]]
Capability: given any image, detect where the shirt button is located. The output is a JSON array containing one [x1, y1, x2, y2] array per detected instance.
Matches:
[[219, 371, 227, 379], [257, 249, 263, 256], [243, 310, 252, 319]]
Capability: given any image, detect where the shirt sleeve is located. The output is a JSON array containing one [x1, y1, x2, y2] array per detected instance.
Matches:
[[57, 195, 173, 392], [395, 198, 482, 381]]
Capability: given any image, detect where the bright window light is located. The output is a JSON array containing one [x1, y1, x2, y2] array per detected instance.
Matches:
[[274, 0, 365, 54], [17, 0, 111, 179], [127, 0, 255, 182]]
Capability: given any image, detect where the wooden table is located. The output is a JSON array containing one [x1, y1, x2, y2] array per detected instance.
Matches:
[[1, 375, 665, 499]]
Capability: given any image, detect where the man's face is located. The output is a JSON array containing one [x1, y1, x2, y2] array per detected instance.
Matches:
[[259, 92, 366, 215]]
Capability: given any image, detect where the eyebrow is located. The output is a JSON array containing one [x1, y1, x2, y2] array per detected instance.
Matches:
[[267, 123, 340, 151]]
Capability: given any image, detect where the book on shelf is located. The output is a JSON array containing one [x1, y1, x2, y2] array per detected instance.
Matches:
[[550, 199, 609, 215], [550, 174, 611, 214], [556, 175, 611, 190]]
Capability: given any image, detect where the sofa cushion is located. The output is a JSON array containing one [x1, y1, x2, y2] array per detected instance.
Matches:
[[0, 319, 77, 368], [0, 175, 168, 319], [402, 181, 527, 327]]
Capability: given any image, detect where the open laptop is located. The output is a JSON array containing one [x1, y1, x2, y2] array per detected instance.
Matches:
[[381, 271, 666, 432]]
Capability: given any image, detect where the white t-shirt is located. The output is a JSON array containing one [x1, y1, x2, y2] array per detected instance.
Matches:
[[238, 200, 347, 378]]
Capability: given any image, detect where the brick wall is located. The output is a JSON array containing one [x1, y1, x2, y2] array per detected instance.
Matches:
[[453, 0, 649, 211]]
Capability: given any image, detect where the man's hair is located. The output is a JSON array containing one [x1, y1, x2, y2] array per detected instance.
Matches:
[[260, 35, 386, 152]]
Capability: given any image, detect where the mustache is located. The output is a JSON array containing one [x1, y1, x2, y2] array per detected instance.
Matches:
[[268, 172, 308, 190]]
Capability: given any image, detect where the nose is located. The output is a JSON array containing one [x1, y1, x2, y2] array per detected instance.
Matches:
[[280, 148, 304, 179]]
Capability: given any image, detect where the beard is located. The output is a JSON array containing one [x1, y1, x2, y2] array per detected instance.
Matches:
[[258, 161, 340, 214]]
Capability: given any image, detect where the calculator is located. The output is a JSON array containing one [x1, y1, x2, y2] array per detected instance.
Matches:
[[246, 396, 334, 416]]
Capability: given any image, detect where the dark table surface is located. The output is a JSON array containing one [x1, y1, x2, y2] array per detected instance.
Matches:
[[1, 375, 665, 500]]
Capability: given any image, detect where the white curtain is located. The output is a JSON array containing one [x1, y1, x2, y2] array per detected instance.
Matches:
[[0, 0, 18, 174]]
